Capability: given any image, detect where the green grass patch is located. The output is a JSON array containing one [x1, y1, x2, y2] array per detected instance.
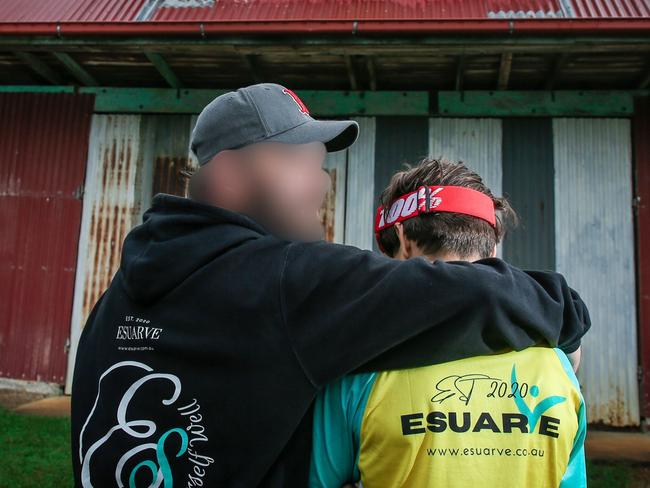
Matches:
[[587, 459, 632, 487], [0, 407, 73, 488]]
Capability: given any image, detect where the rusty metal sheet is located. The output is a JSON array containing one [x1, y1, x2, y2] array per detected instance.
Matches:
[[322, 148, 347, 244], [65, 114, 195, 390], [65, 114, 143, 390], [319, 168, 338, 243], [0, 92, 94, 383], [554, 118, 639, 426], [147, 114, 195, 197]]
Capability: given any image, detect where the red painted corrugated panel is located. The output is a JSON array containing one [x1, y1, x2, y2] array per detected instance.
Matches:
[[0, 0, 647, 23], [634, 96, 650, 418], [0, 0, 146, 22], [149, 0, 604, 21], [0, 93, 94, 383], [570, 0, 650, 17]]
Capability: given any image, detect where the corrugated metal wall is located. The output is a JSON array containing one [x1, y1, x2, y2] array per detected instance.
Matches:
[[60, 111, 642, 425], [554, 118, 639, 426], [0, 93, 94, 383], [429, 118, 503, 256], [373, 117, 430, 251], [323, 148, 347, 244], [633, 97, 650, 418], [502, 119, 556, 270], [65, 113, 196, 390], [65, 114, 142, 389], [345, 117, 376, 250], [429, 118, 503, 196]]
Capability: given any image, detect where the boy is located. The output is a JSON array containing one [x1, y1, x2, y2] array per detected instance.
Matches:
[[309, 159, 586, 487]]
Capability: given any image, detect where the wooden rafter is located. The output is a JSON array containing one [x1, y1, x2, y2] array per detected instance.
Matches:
[[498, 52, 513, 90], [144, 51, 181, 88], [14, 51, 63, 85], [53, 52, 98, 86]]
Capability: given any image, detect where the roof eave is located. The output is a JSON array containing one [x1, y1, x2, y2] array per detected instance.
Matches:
[[0, 18, 649, 37]]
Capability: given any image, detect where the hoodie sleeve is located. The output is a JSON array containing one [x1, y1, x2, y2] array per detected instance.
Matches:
[[279, 240, 591, 389]]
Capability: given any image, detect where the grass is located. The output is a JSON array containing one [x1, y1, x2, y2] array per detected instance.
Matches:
[[0, 407, 73, 488], [587, 459, 633, 487], [0, 406, 648, 487]]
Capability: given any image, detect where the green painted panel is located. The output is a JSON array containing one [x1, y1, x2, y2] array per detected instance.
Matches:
[[0, 87, 428, 115], [91, 88, 227, 113], [438, 91, 634, 117], [298, 91, 429, 116], [89, 88, 428, 115], [0, 85, 75, 93], [0, 86, 641, 116]]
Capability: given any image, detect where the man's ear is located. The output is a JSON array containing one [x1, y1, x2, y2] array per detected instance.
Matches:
[[395, 222, 415, 259]]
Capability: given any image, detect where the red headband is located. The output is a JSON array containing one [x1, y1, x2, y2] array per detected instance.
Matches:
[[374, 185, 496, 249]]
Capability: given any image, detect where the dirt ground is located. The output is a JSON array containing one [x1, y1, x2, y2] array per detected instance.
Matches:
[[0, 388, 52, 410]]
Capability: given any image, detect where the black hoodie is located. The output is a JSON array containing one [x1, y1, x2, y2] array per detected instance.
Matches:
[[71, 194, 590, 488]]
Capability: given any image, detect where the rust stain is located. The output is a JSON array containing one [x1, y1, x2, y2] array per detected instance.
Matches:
[[320, 168, 336, 243], [153, 156, 192, 197], [81, 118, 138, 327]]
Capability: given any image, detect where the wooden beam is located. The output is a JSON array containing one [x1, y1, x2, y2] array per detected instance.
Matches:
[[53, 52, 98, 86], [144, 51, 182, 88], [14, 51, 63, 85], [545, 53, 569, 90], [344, 54, 358, 91], [497, 52, 513, 90], [3, 35, 650, 53], [455, 55, 465, 91], [366, 56, 377, 91]]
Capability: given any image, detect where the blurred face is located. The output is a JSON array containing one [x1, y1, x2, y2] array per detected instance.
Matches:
[[234, 141, 330, 241]]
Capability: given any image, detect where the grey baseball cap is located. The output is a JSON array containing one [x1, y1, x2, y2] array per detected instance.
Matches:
[[190, 83, 359, 166]]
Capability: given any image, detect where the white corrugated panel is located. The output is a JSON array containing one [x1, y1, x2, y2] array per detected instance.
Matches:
[[554, 118, 639, 426], [429, 118, 503, 256], [323, 149, 347, 244], [428, 118, 503, 194], [345, 117, 376, 250], [65, 114, 143, 391]]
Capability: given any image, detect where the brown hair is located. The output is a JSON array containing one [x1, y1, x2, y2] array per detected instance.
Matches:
[[377, 158, 517, 259]]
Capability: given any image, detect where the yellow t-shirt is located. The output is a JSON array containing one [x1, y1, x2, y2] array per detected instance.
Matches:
[[310, 347, 586, 488]]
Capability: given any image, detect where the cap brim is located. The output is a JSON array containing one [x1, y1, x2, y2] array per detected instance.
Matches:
[[266, 119, 359, 153]]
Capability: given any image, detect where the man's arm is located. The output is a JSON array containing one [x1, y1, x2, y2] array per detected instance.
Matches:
[[568, 347, 582, 373], [309, 374, 375, 488], [557, 349, 588, 488], [280, 240, 591, 388]]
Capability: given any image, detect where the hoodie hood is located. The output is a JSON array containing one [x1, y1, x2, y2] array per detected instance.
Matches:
[[119, 194, 268, 303]]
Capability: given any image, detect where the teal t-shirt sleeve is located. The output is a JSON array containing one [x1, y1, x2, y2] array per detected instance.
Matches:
[[554, 349, 588, 488], [309, 373, 376, 488]]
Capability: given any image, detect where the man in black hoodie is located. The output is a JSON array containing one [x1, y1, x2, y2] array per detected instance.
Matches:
[[71, 83, 590, 488]]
